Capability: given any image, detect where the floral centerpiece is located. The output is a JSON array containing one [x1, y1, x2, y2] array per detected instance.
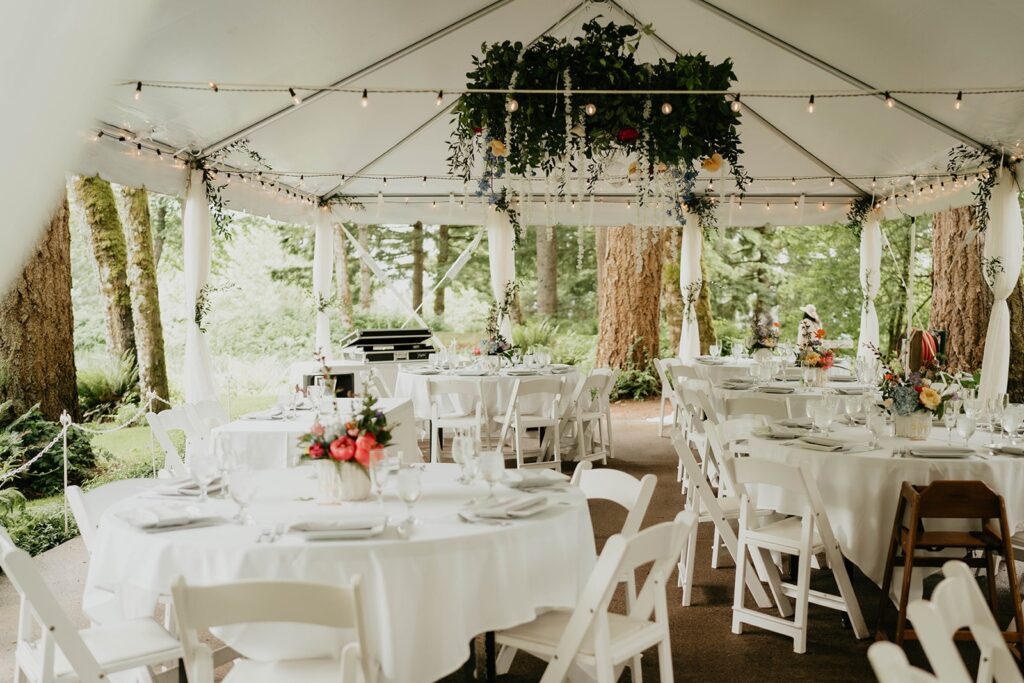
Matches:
[[299, 395, 394, 501], [875, 352, 952, 440], [748, 315, 780, 358], [796, 328, 833, 387], [475, 281, 519, 363]]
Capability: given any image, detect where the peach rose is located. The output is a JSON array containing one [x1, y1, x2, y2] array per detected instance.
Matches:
[[919, 387, 941, 411], [489, 138, 508, 157], [329, 436, 355, 461], [701, 153, 723, 172]]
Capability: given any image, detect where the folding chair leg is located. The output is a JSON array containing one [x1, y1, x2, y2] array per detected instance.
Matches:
[[711, 526, 723, 569], [658, 395, 667, 437], [626, 574, 643, 683], [495, 645, 517, 675], [758, 547, 794, 618], [827, 547, 868, 639], [792, 546, 813, 654], [679, 523, 699, 606]]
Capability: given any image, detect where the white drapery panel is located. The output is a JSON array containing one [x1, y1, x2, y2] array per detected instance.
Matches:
[[979, 167, 1024, 400], [312, 210, 334, 357], [678, 216, 702, 360], [857, 216, 882, 359], [486, 209, 516, 340], [0, 1, 155, 293], [183, 170, 218, 403]]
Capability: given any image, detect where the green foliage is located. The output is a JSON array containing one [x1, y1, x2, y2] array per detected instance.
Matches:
[[551, 332, 596, 368], [0, 485, 26, 527], [5, 503, 79, 556], [512, 318, 558, 352], [610, 338, 660, 401], [77, 352, 139, 421], [0, 401, 99, 499]]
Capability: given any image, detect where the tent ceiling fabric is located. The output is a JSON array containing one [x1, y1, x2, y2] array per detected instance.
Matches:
[[78, 0, 1024, 227]]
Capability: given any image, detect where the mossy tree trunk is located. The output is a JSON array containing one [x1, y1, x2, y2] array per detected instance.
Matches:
[[536, 225, 558, 316], [0, 194, 79, 421], [333, 224, 353, 327], [411, 221, 424, 314], [696, 247, 717, 355], [74, 175, 136, 364], [662, 228, 683, 355], [596, 226, 665, 368], [358, 225, 372, 311], [433, 224, 450, 316], [119, 186, 170, 406]]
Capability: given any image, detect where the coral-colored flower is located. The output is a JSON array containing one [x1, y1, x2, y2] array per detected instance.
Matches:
[[617, 128, 640, 143], [489, 138, 508, 157], [355, 433, 377, 452], [701, 153, 723, 172], [815, 328, 826, 339], [310, 420, 325, 438], [329, 436, 355, 461], [307, 442, 324, 459], [354, 447, 373, 467]]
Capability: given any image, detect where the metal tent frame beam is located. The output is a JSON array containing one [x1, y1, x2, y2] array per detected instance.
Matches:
[[690, 0, 985, 150], [199, 0, 518, 158]]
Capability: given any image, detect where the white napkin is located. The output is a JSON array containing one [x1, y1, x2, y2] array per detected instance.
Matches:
[[288, 515, 387, 532], [796, 436, 847, 451], [991, 445, 1024, 457], [467, 494, 547, 519], [504, 469, 569, 489], [757, 385, 795, 394], [829, 375, 857, 383], [721, 379, 756, 390], [779, 418, 813, 429], [453, 368, 488, 376], [154, 477, 224, 497], [245, 409, 283, 420], [118, 505, 219, 531], [908, 446, 975, 459], [755, 424, 805, 439], [835, 387, 866, 395]]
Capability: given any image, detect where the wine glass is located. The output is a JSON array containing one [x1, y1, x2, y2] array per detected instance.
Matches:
[[811, 404, 833, 436], [478, 450, 505, 502], [844, 395, 863, 423], [396, 466, 423, 526], [452, 430, 473, 484], [227, 465, 256, 524], [709, 344, 721, 359], [212, 437, 232, 499], [988, 397, 1005, 439], [942, 404, 959, 445], [370, 451, 392, 507], [963, 397, 981, 420], [956, 415, 977, 448], [867, 414, 887, 450], [1002, 404, 1024, 446], [189, 453, 218, 503]]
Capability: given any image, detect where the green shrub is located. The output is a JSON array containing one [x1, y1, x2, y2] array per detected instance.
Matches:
[[0, 401, 99, 499], [87, 448, 156, 487], [77, 352, 139, 422], [513, 319, 559, 353], [5, 503, 79, 556], [551, 332, 596, 369], [609, 338, 661, 401]]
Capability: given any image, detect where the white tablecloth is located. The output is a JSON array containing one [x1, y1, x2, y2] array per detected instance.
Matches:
[[84, 464, 596, 683], [748, 425, 1024, 584], [394, 367, 580, 420], [684, 358, 756, 384], [211, 398, 420, 468], [711, 381, 873, 419]]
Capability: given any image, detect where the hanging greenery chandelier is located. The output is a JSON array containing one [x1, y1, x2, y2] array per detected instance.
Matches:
[[449, 19, 749, 242]]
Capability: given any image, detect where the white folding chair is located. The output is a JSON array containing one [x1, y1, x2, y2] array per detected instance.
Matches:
[[426, 377, 484, 463], [494, 377, 565, 469], [670, 431, 775, 611], [146, 406, 197, 478], [172, 575, 377, 683], [1, 527, 182, 683], [184, 398, 228, 439], [592, 368, 618, 459], [653, 358, 682, 437], [867, 641, 938, 683], [496, 512, 696, 683], [908, 560, 1023, 683], [676, 383, 713, 489], [730, 458, 868, 653], [357, 368, 391, 399], [723, 395, 790, 420], [66, 479, 156, 554], [560, 370, 615, 464]]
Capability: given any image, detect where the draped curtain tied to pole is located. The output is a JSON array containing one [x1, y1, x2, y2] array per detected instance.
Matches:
[[486, 209, 516, 341], [183, 169, 218, 403], [857, 215, 882, 359], [979, 167, 1023, 400], [678, 215, 702, 360], [312, 210, 335, 357]]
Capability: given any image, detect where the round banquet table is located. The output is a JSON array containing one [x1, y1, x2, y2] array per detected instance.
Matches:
[[711, 381, 873, 418], [394, 366, 581, 420], [84, 464, 596, 683], [683, 357, 757, 384], [747, 424, 1024, 585]]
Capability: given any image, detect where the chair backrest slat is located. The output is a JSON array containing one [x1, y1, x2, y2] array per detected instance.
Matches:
[[67, 478, 155, 553], [576, 469, 656, 536], [147, 407, 191, 478]]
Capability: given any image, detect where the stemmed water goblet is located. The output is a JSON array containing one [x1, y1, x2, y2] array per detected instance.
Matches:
[[478, 450, 505, 502], [452, 430, 477, 484], [956, 415, 977, 448], [709, 344, 721, 359], [189, 452, 218, 503], [227, 465, 256, 524], [811, 404, 834, 436], [943, 404, 959, 445], [212, 437, 232, 499], [370, 450, 392, 508], [866, 414, 887, 450], [1002, 404, 1024, 446], [396, 465, 423, 527]]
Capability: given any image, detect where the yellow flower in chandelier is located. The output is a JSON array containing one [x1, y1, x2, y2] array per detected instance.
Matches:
[[489, 138, 509, 157], [701, 152, 724, 172], [919, 387, 941, 411]]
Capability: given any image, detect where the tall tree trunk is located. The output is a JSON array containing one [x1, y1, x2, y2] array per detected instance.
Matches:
[[358, 225, 372, 310], [152, 199, 166, 267], [595, 226, 607, 320], [119, 186, 170, 406], [433, 224, 450, 316], [0, 194, 79, 421], [411, 221, 424, 314], [696, 246, 717, 355], [662, 228, 683, 355], [596, 226, 665, 368], [74, 175, 136, 364], [1009, 276, 1024, 402], [536, 225, 558, 316], [929, 207, 988, 373], [333, 224, 353, 327]]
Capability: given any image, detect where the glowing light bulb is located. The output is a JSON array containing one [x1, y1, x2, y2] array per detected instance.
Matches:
[[954, 90, 962, 110], [884, 91, 894, 108], [660, 102, 672, 115], [436, 90, 444, 107], [505, 98, 519, 113], [806, 94, 815, 114], [289, 88, 302, 105], [134, 81, 142, 101], [730, 95, 741, 112], [361, 89, 369, 108], [584, 102, 597, 116]]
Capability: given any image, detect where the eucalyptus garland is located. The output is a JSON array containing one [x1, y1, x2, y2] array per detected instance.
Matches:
[[451, 18, 749, 240], [845, 195, 875, 237], [200, 138, 272, 238], [947, 144, 1019, 235]]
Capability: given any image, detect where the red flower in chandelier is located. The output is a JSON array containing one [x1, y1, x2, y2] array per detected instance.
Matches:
[[616, 127, 640, 143]]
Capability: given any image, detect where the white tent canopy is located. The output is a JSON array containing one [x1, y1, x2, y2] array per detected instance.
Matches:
[[75, 0, 1024, 228]]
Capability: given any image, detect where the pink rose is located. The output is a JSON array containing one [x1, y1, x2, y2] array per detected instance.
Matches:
[[310, 420, 325, 438], [307, 442, 324, 460], [329, 436, 355, 461], [355, 433, 377, 452], [355, 447, 372, 467]]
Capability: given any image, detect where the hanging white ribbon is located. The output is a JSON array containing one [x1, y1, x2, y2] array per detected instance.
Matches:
[[486, 209, 517, 340], [405, 227, 484, 323], [979, 167, 1023, 400], [857, 214, 882, 359], [678, 209, 702, 360], [183, 169, 218, 403], [312, 209, 335, 357]]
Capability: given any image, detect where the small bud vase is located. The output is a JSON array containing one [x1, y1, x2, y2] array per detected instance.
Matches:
[[894, 413, 931, 440]]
